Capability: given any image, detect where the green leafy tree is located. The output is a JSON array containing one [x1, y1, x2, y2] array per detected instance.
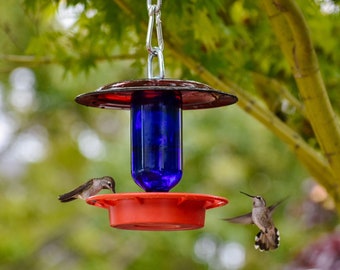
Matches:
[[1, 0, 339, 269]]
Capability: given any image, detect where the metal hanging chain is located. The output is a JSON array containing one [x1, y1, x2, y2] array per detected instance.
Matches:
[[146, 0, 165, 79]]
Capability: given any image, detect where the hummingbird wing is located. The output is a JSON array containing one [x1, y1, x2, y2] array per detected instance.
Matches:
[[58, 179, 94, 202], [268, 196, 288, 216], [223, 212, 253, 224]]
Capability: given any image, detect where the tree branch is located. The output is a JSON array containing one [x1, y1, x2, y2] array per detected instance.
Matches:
[[262, 0, 340, 209], [0, 53, 140, 68]]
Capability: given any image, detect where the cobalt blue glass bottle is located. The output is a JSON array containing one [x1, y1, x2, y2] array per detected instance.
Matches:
[[131, 90, 182, 192]]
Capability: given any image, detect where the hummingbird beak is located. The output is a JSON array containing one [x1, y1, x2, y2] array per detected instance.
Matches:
[[109, 180, 116, 193], [240, 191, 255, 198], [102, 179, 116, 193], [104, 184, 115, 193]]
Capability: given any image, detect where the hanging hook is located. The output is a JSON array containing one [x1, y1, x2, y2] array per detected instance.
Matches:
[[147, 0, 162, 13], [146, 0, 165, 79], [146, 5, 156, 55], [147, 48, 165, 79]]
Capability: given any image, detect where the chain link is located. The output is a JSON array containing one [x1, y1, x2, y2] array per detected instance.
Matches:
[[146, 0, 165, 79]]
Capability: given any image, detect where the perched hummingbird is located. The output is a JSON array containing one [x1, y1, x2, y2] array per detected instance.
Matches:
[[58, 176, 115, 202], [223, 191, 286, 251]]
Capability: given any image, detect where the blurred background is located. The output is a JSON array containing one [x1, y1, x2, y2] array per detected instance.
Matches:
[[1, 1, 339, 269]]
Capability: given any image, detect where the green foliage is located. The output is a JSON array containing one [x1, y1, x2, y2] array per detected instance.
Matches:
[[1, 0, 339, 269]]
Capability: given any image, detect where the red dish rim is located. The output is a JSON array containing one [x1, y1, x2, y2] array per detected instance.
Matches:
[[86, 192, 228, 231]]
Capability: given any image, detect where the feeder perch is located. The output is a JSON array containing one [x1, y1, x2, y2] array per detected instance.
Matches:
[[86, 193, 228, 230]]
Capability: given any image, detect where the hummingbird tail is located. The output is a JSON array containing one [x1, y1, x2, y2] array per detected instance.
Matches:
[[58, 185, 87, 202], [254, 227, 280, 251], [58, 194, 77, 202]]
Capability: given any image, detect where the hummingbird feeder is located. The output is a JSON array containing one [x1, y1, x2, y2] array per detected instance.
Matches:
[[75, 0, 237, 231]]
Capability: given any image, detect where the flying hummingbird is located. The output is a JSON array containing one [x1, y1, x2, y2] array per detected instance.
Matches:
[[58, 176, 116, 202], [223, 191, 287, 251]]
